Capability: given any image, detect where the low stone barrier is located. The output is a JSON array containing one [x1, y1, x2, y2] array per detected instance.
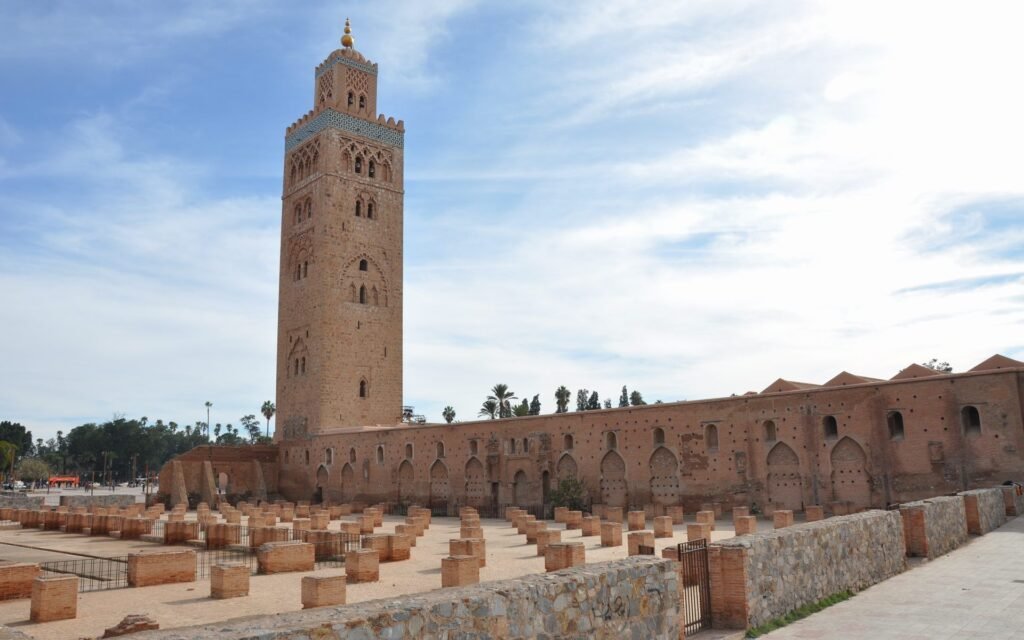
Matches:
[[959, 488, 1006, 535], [257, 541, 314, 574], [127, 550, 197, 587], [1002, 484, 1024, 516], [899, 496, 967, 559], [30, 576, 77, 622], [709, 510, 905, 630], [59, 495, 137, 509], [164, 521, 200, 545], [0, 563, 41, 600], [302, 574, 346, 608], [211, 564, 249, 599], [136, 557, 679, 640], [0, 494, 44, 510]]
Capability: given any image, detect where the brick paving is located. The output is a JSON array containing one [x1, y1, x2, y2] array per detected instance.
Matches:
[[763, 515, 1024, 639]]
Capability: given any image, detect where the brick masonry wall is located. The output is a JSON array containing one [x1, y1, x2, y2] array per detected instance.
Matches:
[[127, 550, 197, 587], [138, 557, 678, 640], [959, 488, 1006, 535], [710, 510, 906, 629], [0, 564, 41, 600], [900, 496, 968, 559]]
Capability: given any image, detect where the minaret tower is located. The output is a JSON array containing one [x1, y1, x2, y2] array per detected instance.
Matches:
[[276, 19, 404, 439]]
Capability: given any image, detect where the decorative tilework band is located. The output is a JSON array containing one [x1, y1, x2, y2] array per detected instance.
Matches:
[[285, 109, 404, 151], [316, 52, 378, 79]]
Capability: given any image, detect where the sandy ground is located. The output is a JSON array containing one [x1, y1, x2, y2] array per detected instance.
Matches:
[[0, 512, 775, 639]]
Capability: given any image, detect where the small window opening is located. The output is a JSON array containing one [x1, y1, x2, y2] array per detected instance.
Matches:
[[300, 356, 306, 374], [305, 200, 312, 219], [303, 261, 308, 278], [887, 411, 905, 440], [653, 427, 665, 446], [564, 434, 574, 450], [305, 450, 310, 464], [358, 95, 366, 109], [359, 259, 368, 271], [470, 440, 478, 456], [405, 443, 413, 459], [367, 203, 374, 219], [355, 157, 362, 174], [706, 424, 719, 451], [359, 379, 367, 398], [355, 200, 362, 217], [349, 448, 356, 463], [347, 91, 354, 107], [436, 442, 445, 458], [523, 438, 530, 453], [359, 285, 367, 304], [606, 432, 617, 449], [368, 160, 376, 178], [294, 359, 299, 375], [823, 415, 838, 440], [764, 420, 777, 442], [376, 445, 384, 464], [326, 448, 333, 465], [962, 405, 981, 436]]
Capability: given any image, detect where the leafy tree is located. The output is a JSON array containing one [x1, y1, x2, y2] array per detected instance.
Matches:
[[575, 389, 589, 412], [603, 398, 612, 409], [261, 400, 276, 438], [442, 406, 456, 424], [0, 422, 32, 461], [240, 414, 262, 443], [213, 423, 222, 440], [0, 441, 16, 482], [629, 390, 646, 406], [478, 399, 498, 419], [548, 476, 586, 512], [487, 384, 517, 419], [554, 386, 571, 414], [619, 386, 629, 408], [16, 457, 51, 483], [529, 394, 541, 416], [512, 399, 530, 417], [587, 391, 600, 410], [922, 359, 953, 373]]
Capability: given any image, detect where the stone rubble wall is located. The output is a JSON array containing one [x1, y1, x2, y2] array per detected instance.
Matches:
[[899, 495, 967, 559], [58, 494, 138, 509], [0, 494, 44, 510], [1002, 484, 1024, 516], [710, 510, 906, 629], [138, 557, 679, 640], [959, 488, 1007, 535]]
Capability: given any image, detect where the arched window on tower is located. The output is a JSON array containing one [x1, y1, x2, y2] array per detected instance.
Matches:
[[368, 160, 376, 178], [355, 157, 362, 174], [405, 443, 413, 459], [358, 95, 366, 110], [305, 450, 310, 465], [359, 259, 368, 271], [349, 448, 356, 463], [367, 202, 374, 219], [653, 427, 665, 446], [349, 284, 356, 302], [523, 438, 530, 453], [359, 285, 367, 304], [355, 200, 362, 217], [606, 432, 617, 450], [347, 91, 354, 107], [563, 434, 573, 450], [376, 445, 384, 464], [705, 424, 719, 451], [962, 405, 981, 436], [823, 415, 838, 440], [325, 448, 333, 465], [887, 411, 905, 440], [372, 287, 379, 306], [436, 442, 445, 458], [305, 199, 312, 220], [294, 359, 299, 376], [300, 356, 306, 374], [359, 379, 367, 398], [295, 263, 301, 281], [294, 204, 302, 224], [764, 420, 777, 442], [302, 261, 308, 278]]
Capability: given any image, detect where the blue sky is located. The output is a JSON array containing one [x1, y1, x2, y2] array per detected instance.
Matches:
[[1, 1, 1022, 440]]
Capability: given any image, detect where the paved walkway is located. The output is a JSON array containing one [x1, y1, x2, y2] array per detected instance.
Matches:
[[763, 515, 1024, 639]]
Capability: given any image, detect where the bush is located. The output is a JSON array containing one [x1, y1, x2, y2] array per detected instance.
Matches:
[[548, 476, 586, 512]]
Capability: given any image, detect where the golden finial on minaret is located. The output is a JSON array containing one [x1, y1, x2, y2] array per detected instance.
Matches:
[[341, 18, 355, 48]]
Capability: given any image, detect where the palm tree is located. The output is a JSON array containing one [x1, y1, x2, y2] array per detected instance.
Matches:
[[555, 386, 571, 413], [487, 384, 517, 419], [0, 441, 16, 484], [261, 400, 276, 438], [442, 406, 456, 424], [478, 399, 499, 419], [204, 401, 213, 440]]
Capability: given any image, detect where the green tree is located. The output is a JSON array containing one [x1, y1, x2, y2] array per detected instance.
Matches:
[[0, 422, 32, 461], [513, 399, 530, 417], [0, 441, 16, 482], [442, 406, 456, 424], [240, 414, 262, 443], [529, 394, 541, 416], [548, 476, 586, 512], [16, 457, 51, 483], [213, 423, 222, 440], [575, 389, 589, 412], [619, 385, 629, 408], [261, 400, 276, 438], [587, 391, 600, 410], [603, 398, 612, 409], [554, 386, 571, 414], [922, 358, 953, 373], [478, 399, 498, 419], [629, 390, 646, 406], [487, 384, 517, 419]]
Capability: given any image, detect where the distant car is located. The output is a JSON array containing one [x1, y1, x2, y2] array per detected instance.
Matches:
[[13, 481, 25, 490], [2, 483, 12, 491]]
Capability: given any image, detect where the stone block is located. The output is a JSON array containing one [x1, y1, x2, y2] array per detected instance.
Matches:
[[344, 548, 379, 583], [441, 555, 479, 587], [628, 530, 656, 556], [250, 526, 290, 549], [128, 550, 196, 587], [460, 515, 480, 529], [600, 521, 622, 547], [164, 521, 199, 545], [292, 518, 311, 535], [30, 576, 77, 622], [310, 513, 329, 530], [666, 505, 685, 525], [553, 506, 568, 523], [536, 529, 562, 555], [301, 574, 346, 608], [565, 510, 583, 530], [580, 515, 601, 536], [525, 520, 547, 544], [279, 508, 294, 523], [256, 541, 314, 574], [394, 523, 416, 547], [732, 506, 749, 519], [339, 521, 362, 536], [210, 564, 249, 599], [773, 510, 794, 529], [653, 516, 673, 538], [687, 523, 712, 542], [695, 510, 716, 530], [899, 496, 967, 559], [960, 488, 1007, 535], [545, 542, 585, 572], [805, 505, 825, 522], [460, 525, 484, 539], [119, 517, 153, 540], [627, 510, 645, 531], [361, 533, 391, 562], [388, 533, 412, 562], [66, 512, 91, 533], [734, 515, 758, 536], [207, 523, 242, 549], [295, 505, 310, 518], [516, 514, 536, 535], [359, 514, 376, 534], [0, 563, 41, 600], [449, 537, 486, 567], [225, 510, 241, 525]]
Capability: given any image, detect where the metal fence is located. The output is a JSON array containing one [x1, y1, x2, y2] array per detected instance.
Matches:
[[39, 556, 129, 593], [676, 539, 712, 635], [196, 548, 258, 578]]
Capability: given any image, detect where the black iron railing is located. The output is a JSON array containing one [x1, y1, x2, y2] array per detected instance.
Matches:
[[676, 539, 712, 635], [39, 556, 129, 593]]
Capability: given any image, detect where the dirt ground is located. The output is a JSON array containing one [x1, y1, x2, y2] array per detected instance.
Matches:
[[0, 512, 774, 639]]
